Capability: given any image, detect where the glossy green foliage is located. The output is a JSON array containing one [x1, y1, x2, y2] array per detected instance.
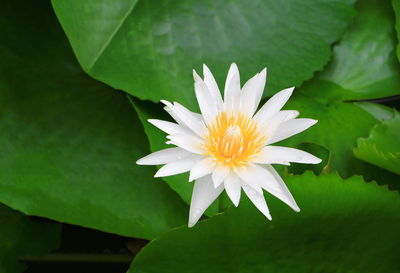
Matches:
[[129, 172, 400, 273], [320, 0, 400, 100], [354, 102, 395, 122], [0, 0, 187, 240], [1, 0, 400, 270], [393, 0, 400, 60], [52, 0, 355, 110], [354, 112, 400, 175], [0, 204, 60, 273]]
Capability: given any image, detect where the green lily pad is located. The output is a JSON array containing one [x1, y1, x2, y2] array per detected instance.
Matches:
[[52, 0, 355, 110], [0, 204, 60, 273], [319, 0, 400, 100], [0, 0, 187, 239], [354, 112, 400, 175], [128, 172, 400, 273]]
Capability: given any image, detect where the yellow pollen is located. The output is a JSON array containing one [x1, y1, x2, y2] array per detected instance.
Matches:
[[204, 112, 266, 168]]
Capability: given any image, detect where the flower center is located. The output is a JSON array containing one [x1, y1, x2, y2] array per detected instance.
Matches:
[[204, 112, 265, 168]]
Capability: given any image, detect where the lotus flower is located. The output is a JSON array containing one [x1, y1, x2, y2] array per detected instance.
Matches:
[[137, 63, 321, 227]]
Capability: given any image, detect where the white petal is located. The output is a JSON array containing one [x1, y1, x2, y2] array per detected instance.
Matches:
[[224, 63, 241, 112], [203, 64, 223, 108], [251, 146, 322, 165], [148, 119, 188, 135], [188, 175, 224, 227], [161, 100, 205, 137], [211, 165, 230, 188], [253, 68, 267, 114], [242, 184, 271, 220], [167, 133, 205, 154], [262, 165, 300, 212], [154, 154, 202, 177], [240, 68, 267, 117], [254, 87, 295, 124], [280, 110, 299, 121], [236, 164, 299, 211], [266, 118, 318, 145], [193, 70, 219, 125], [235, 165, 264, 192], [224, 173, 242, 206], [163, 106, 185, 127], [136, 147, 192, 165], [259, 110, 299, 143], [189, 157, 215, 182]]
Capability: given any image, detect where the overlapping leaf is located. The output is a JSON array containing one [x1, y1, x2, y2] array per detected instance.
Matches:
[[129, 172, 400, 273], [0, 0, 187, 239], [52, 0, 355, 110], [319, 0, 400, 100], [354, 112, 400, 175], [0, 204, 60, 273]]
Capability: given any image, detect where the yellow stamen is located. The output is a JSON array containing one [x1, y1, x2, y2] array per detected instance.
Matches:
[[204, 112, 265, 168]]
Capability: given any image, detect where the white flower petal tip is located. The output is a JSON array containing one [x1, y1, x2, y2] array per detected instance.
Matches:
[[188, 176, 224, 227], [154, 167, 173, 177], [308, 156, 322, 164], [261, 67, 267, 75], [308, 119, 318, 125], [224, 174, 241, 207], [232, 199, 240, 207], [277, 86, 294, 99], [229, 62, 238, 70], [202, 64, 213, 75], [136, 158, 147, 165], [192, 69, 201, 81], [160, 99, 170, 106], [136, 64, 320, 226], [276, 87, 295, 101]]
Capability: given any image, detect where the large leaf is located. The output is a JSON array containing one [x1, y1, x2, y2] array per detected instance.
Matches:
[[319, 0, 400, 100], [52, 0, 355, 110], [128, 172, 400, 273], [0, 204, 60, 273], [354, 112, 400, 175], [0, 0, 187, 239]]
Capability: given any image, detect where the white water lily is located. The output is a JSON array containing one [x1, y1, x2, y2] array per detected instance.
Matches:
[[137, 63, 321, 227]]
